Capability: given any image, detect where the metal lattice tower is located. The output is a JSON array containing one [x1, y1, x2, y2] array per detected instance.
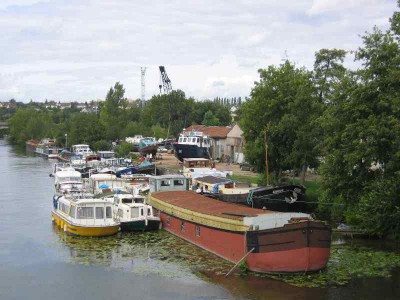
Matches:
[[141, 67, 146, 104], [159, 66, 172, 95]]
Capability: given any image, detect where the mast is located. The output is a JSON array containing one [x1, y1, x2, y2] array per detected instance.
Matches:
[[264, 127, 269, 185]]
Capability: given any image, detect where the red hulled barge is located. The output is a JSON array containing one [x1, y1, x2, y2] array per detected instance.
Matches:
[[148, 190, 331, 273]]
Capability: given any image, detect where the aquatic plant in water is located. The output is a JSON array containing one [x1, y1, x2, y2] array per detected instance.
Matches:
[[257, 245, 400, 287], [53, 227, 400, 288]]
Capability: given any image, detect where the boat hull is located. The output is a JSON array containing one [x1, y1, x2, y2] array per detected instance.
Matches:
[[218, 185, 307, 212], [120, 219, 160, 231], [139, 145, 158, 156], [121, 220, 146, 231], [159, 212, 330, 273], [52, 212, 119, 237], [174, 144, 210, 162]]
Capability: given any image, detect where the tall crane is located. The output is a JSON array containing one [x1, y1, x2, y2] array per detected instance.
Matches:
[[159, 66, 172, 95]]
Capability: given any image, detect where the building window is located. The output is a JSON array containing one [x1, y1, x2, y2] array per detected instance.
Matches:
[[195, 225, 200, 237], [181, 221, 186, 232]]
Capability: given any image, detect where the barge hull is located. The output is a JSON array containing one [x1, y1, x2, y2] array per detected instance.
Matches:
[[159, 212, 330, 273]]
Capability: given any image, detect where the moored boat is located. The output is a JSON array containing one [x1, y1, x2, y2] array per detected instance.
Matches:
[[173, 131, 211, 162], [193, 175, 307, 212], [105, 193, 160, 231], [147, 176, 331, 273], [52, 194, 120, 237], [35, 138, 62, 159], [182, 158, 228, 178], [25, 139, 40, 152]]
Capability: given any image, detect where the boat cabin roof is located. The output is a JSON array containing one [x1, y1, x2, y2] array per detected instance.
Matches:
[[194, 176, 232, 185], [90, 173, 117, 181], [150, 191, 272, 221], [183, 158, 210, 162], [55, 170, 82, 178], [150, 175, 187, 180]]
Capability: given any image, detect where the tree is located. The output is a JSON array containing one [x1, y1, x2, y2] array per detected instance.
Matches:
[[8, 109, 55, 144], [192, 101, 231, 126], [240, 61, 321, 184], [99, 82, 128, 140], [313, 48, 347, 103], [141, 90, 193, 137], [319, 4, 400, 236], [202, 110, 220, 126]]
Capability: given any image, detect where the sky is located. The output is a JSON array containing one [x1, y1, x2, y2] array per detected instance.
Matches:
[[0, 0, 398, 102]]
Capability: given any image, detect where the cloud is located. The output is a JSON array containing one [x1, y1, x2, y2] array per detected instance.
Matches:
[[0, 0, 398, 101]]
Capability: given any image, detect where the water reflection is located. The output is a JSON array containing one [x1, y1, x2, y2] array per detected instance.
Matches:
[[52, 224, 233, 281]]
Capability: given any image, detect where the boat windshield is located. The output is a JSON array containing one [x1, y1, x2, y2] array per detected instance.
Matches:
[[59, 177, 81, 183], [122, 198, 133, 204]]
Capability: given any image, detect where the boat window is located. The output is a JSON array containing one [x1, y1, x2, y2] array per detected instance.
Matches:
[[181, 221, 186, 232], [174, 179, 184, 186], [179, 137, 183, 143], [147, 208, 151, 216], [161, 180, 170, 186], [140, 209, 144, 216], [70, 205, 76, 218], [106, 207, 112, 218], [131, 207, 140, 218], [183, 138, 187, 143], [122, 198, 132, 204], [134, 197, 144, 204], [196, 225, 200, 237], [59, 202, 69, 214], [96, 207, 104, 219], [77, 207, 94, 219]]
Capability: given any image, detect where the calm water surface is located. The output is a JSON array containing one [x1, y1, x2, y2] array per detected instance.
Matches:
[[0, 139, 399, 300]]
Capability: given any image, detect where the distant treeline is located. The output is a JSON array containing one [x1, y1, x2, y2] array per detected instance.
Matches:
[[6, 84, 233, 149]]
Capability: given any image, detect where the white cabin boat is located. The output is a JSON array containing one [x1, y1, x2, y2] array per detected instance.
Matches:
[[71, 144, 94, 157], [54, 168, 83, 195], [106, 193, 160, 231], [182, 158, 228, 179]]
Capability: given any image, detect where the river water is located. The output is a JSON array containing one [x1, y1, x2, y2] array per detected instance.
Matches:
[[0, 139, 399, 300]]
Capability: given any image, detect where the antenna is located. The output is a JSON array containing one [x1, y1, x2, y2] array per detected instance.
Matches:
[[141, 67, 146, 105]]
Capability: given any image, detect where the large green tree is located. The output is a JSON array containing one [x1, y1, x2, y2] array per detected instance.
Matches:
[[141, 90, 193, 137], [192, 101, 231, 125], [240, 61, 321, 184], [319, 3, 400, 236], [8, 109, 55, 144]]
